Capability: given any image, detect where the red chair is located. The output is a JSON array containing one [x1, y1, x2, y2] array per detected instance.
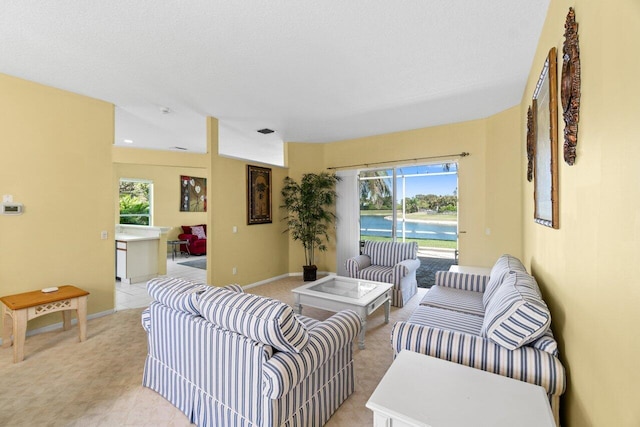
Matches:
[[178, 224, 207, 255]]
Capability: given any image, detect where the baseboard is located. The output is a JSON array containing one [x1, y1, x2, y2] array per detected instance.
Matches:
[[0, 309, 115, 346]]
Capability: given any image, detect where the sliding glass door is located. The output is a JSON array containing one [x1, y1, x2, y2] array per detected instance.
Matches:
[[359, 163, 458, 255]]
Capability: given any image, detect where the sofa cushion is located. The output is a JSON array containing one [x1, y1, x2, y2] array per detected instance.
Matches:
[[363, 241, 417, 267], [481, 272, 551, 350], [191, 225, 206, 239], [358, 264, 393, 284], [407, 305, 483, 336], [147, 277, 209, 315], [482, 254, 529, 307], [198, 288, 310, 353], [419, 285, 485, 317]]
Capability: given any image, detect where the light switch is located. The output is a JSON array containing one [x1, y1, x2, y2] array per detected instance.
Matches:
[[101, 230, 108, 240], [232, 226, 238, 233]]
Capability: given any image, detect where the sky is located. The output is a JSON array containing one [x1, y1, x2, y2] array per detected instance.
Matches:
[[395, 164, 458, 197]]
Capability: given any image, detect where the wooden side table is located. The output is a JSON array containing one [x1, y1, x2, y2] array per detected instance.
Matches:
[[1, 285, 90, 363]]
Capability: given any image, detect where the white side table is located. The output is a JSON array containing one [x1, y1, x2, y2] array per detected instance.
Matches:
[[366, 350, 555, 427]]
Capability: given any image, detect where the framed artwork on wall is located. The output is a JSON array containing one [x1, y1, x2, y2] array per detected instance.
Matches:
[[247, 165, 272, 225], [532, 47, 559, 229], [180, 175, 207, 212]]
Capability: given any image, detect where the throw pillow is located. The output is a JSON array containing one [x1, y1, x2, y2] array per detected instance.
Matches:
[[191, 225, 206, 239], [198, 288, 310, 353], [147, 277, 208, 315], [481, 272, 551, 350]]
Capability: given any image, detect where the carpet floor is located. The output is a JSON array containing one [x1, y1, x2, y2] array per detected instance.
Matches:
[[177, 257, 207, 270], [0, 276, 426, 426]]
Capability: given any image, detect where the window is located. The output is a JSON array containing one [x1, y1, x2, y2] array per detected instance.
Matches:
[[119, 179, 152, 225]]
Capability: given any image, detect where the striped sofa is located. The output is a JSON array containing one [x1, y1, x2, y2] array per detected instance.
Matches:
[[391, 255, 566, 425], [345, 240, 420, 307], [141, 277, 362, 427]]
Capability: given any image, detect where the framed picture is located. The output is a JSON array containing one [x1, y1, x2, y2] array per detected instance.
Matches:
[[532, 47, 559, 229], [247, 165, 272, 224], [180, 175, 207, 212]]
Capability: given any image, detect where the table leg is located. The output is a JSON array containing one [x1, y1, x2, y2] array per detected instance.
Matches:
[[62, 310, 72, 331], [2, 304, 12, 348], [77, 296, 88, 342], [12, 309, 27, 363], [384, 299, 390, 324], [358, 318, 367, 350]]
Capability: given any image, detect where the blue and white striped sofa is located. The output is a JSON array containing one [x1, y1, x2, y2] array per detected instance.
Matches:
[[141, 277, 362, 427], [345, 241, 421, 307], [391, 255, 566, 425]]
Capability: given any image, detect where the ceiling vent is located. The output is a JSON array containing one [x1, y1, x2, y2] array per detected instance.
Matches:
[[257, 128, 275, 134]]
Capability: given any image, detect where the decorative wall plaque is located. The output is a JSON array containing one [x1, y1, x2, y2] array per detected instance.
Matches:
[[526, 105, 535, 182], [561, 7, 581, 165]]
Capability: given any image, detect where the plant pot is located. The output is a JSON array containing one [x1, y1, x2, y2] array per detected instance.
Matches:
[[303, 265, 318, 281]]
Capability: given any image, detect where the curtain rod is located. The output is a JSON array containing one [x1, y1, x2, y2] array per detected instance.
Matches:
[[327, 152, 470, 170]]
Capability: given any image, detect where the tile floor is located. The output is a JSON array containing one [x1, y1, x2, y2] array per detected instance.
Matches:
[[115, 253, 206, 311]]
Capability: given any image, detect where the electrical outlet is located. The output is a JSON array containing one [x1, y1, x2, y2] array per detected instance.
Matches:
[[232, 267, 237, 275]]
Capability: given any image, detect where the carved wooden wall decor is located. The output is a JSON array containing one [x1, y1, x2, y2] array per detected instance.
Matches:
[[562, 7, 581, 165], [526, 105, 535, 182]]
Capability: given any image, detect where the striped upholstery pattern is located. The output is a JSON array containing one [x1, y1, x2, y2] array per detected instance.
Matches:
[[363, 240, 417, 267], [147, 277, 209, 315], [529, 328, 559, 357], [346, 241, 420, 307], [482, 254, 528, 306], [143, 296, 360, 426], [434, 271, 489, 293], [481, 272, 551, 350], [344, 254, 371, 278], [198, 287, 310, 353], [391, 321, 566, 398], [407, 305, 483, 335], [263, 310, 361, 398], [419, 285, 485, 316]]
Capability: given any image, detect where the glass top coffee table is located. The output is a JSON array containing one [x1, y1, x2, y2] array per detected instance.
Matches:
[[292, 275, 393, 349]]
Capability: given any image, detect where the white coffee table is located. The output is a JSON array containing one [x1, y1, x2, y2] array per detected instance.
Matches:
[[292, 275, 392, 349]]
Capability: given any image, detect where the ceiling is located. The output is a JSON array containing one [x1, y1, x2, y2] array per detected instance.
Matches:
[[0, 1, 549, 153]]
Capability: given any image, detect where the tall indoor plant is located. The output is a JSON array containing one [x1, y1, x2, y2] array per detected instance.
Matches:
[[281, 172, 341, 281]]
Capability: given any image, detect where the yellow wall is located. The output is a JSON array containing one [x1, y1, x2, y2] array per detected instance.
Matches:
[[521, 1, 640, 425], [0, 74, 115, 328], [207, 117, 290, 286]]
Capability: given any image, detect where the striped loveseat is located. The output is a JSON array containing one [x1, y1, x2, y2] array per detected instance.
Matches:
[[141, 277, 361, 427], [345, 240, 420, 307], [391, 255, 566, 425]]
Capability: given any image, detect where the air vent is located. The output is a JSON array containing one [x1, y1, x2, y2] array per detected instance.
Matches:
[[257, 128, 275, 134], [170, 146, 187, 151]]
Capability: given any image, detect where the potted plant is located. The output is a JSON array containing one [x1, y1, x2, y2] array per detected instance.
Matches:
[[281, 172, 341, 281]]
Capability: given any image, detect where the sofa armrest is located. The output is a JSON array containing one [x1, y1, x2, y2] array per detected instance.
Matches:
[[391, 321, 566, 397], [434, 271, 490, 293], [262, 310, 362, 399], [345, 255, 371, 277], [394, 258, 421, 277], [141, 308, 151, 333], [178, 233, 197, 243]]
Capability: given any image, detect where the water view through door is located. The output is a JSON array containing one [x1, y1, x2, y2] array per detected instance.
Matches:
[[359, 164, 458, 286]]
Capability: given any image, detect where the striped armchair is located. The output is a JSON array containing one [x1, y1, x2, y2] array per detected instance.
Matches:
[[390, 255, 566, 425], [345, 240, 420, 307], [141, 277, 361, 427]]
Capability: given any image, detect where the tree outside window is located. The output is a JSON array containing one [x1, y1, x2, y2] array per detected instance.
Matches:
[[119, 179, 152, 225]]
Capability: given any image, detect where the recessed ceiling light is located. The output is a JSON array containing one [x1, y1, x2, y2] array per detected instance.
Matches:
[[257, 128, 275, 134], [124, 139, 134, 144]]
